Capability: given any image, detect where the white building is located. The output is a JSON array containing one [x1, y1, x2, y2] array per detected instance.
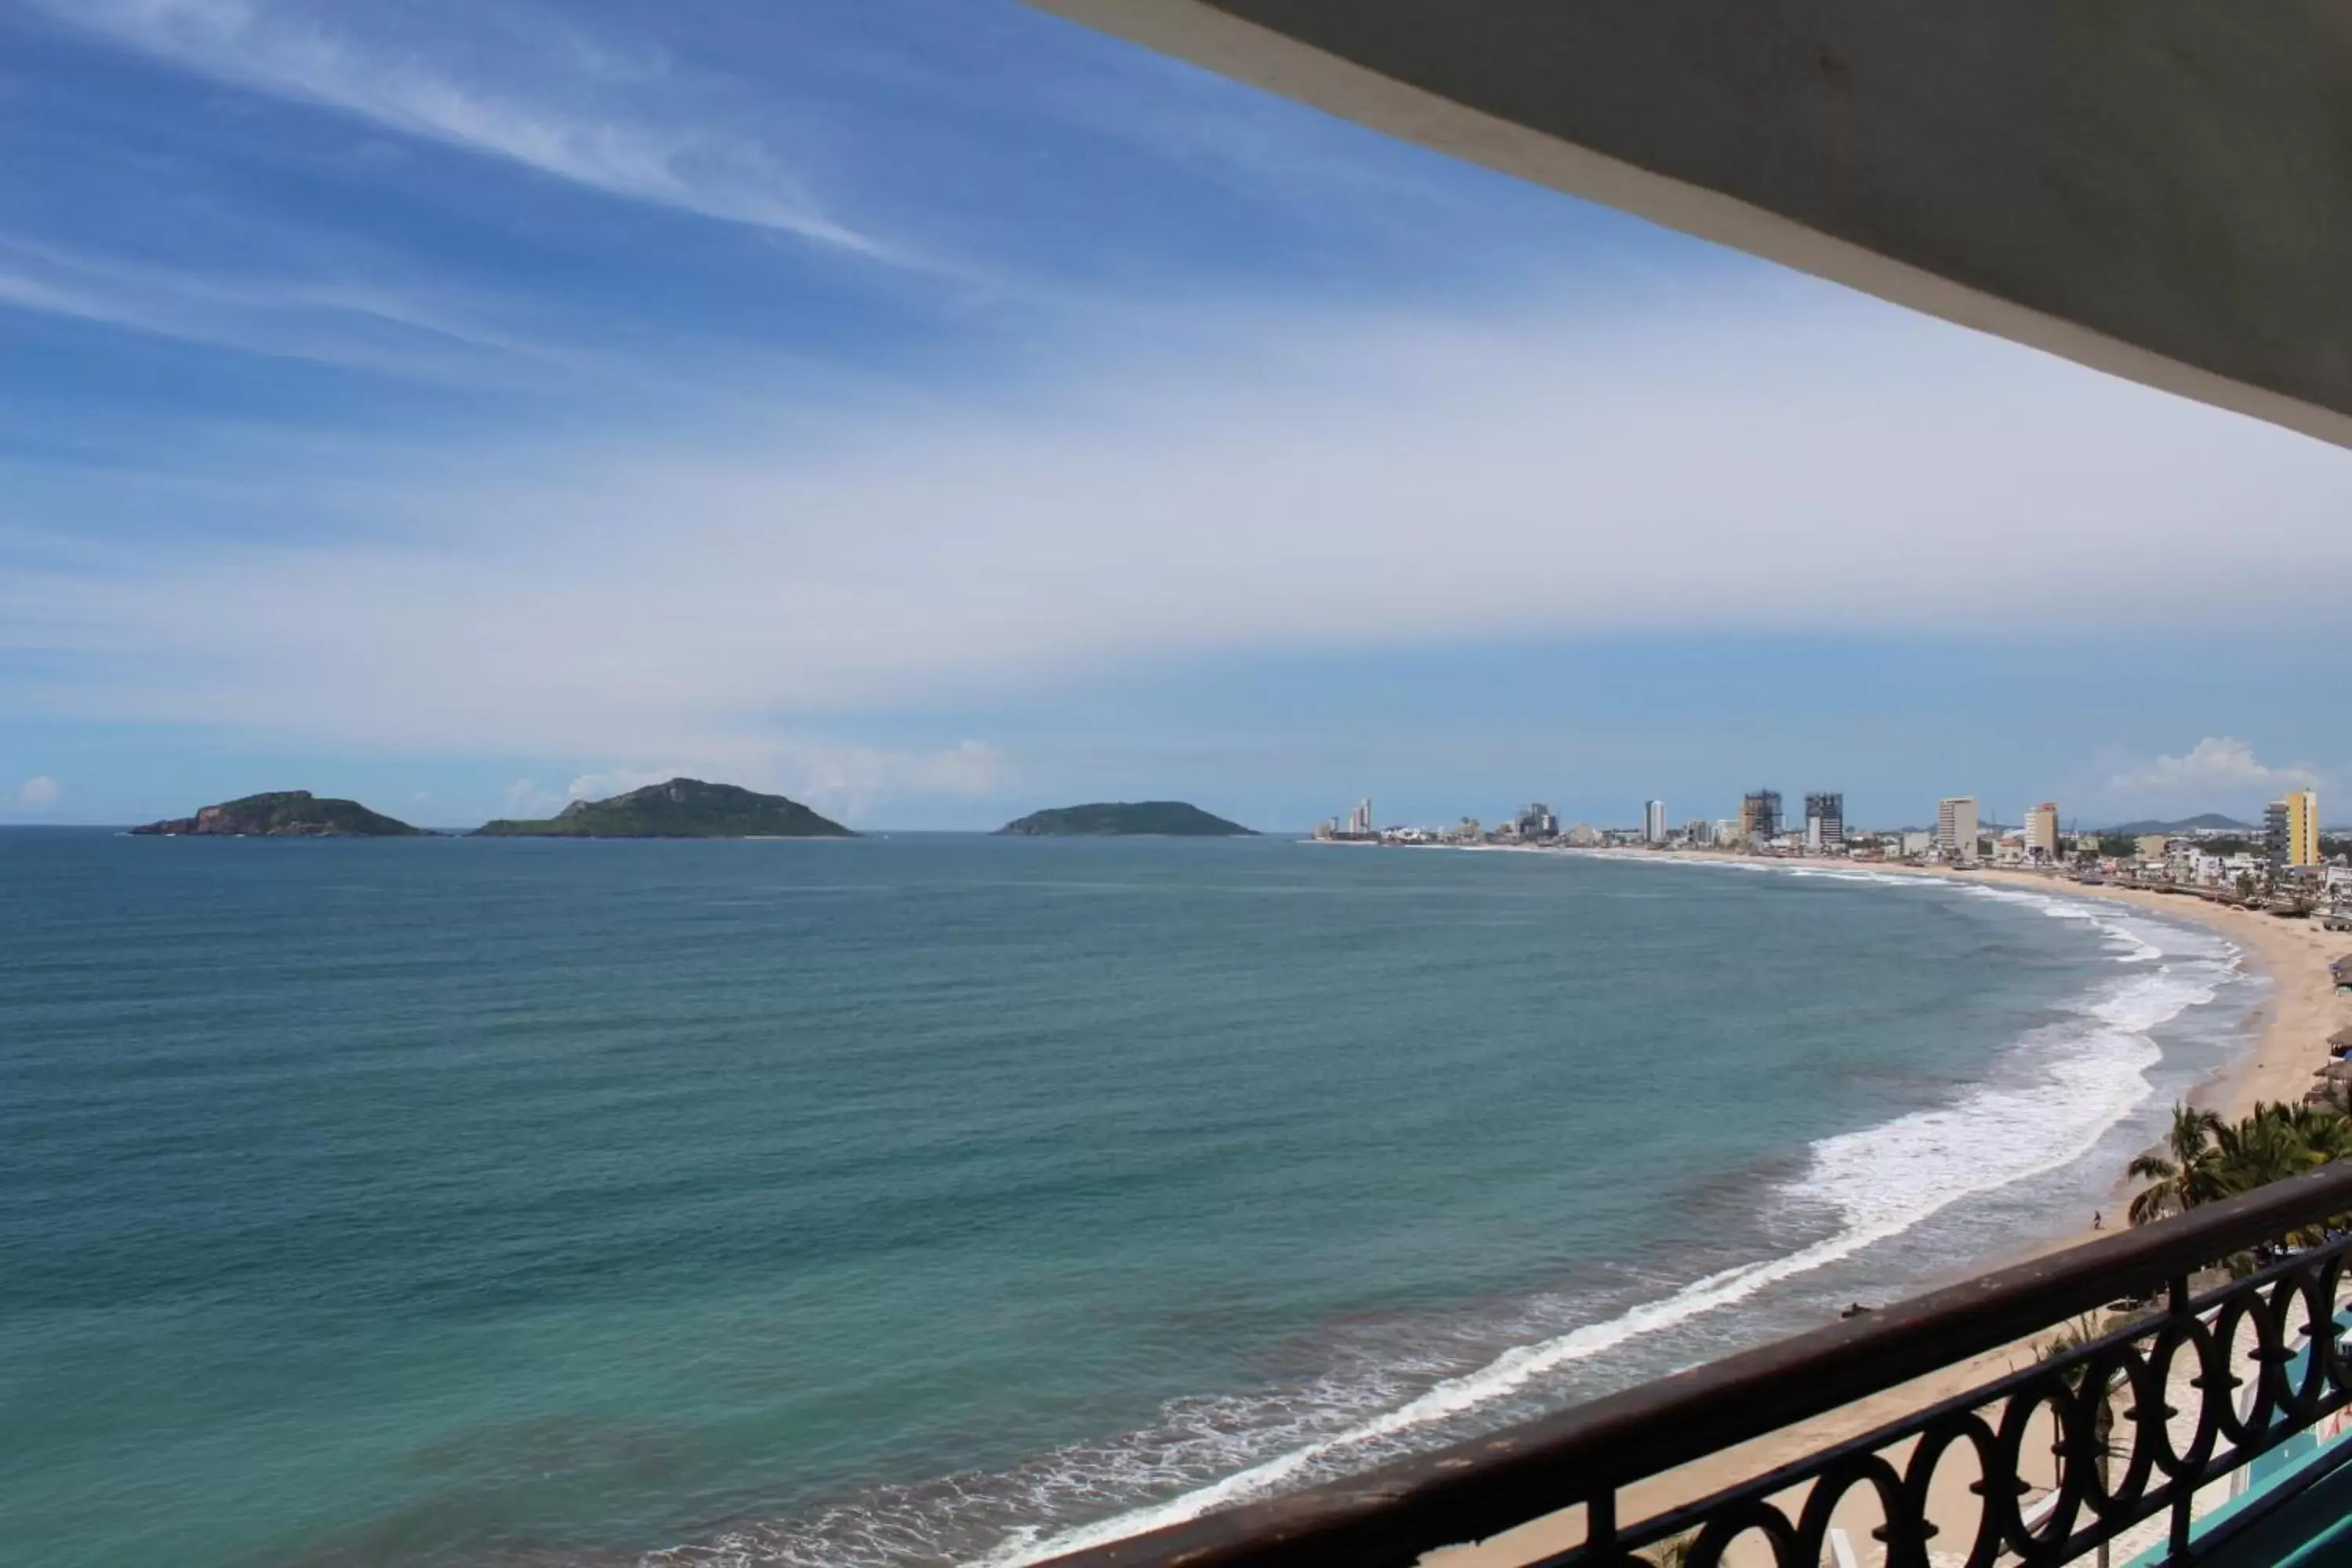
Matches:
[[1937, 797, 1980, 864], [1644, 800, 1668, 844], [1685, 818, 1715, 847], [1345, 799, 1374, 837]]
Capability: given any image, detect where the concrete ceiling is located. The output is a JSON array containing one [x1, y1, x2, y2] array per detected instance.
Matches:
[[1029, 0, 2352, 449]]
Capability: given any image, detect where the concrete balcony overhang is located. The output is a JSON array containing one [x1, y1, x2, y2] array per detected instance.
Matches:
[[1027, 1, 2352, 450]]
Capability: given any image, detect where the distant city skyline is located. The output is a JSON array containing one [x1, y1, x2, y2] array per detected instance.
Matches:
[[2, 3, 2348, 831]]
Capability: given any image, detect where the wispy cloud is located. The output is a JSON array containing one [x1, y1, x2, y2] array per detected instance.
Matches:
[[26, 0, 879, 254], [5, 285, 2350, 789], [2105, 738, 2324, 809], [0, 240, 543, 381], [15, 775, 61, 811]]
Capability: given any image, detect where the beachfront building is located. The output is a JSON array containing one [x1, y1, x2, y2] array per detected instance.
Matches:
[[1512, 802, 1559, 841], [1642, 800, 1666, 844], [1739, 790, 1781, 847], [2025, 802, 2060, 863], [1683, 818, 1714, 848], [2269, 789, 2321, 869], [1936, 797, 1980, 865], [1802, 792, 1846, 855], [1345, 799, 1374, 838]]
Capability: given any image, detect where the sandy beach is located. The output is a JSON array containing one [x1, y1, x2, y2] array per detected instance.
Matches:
[[1433, 857, 2352, 1567]]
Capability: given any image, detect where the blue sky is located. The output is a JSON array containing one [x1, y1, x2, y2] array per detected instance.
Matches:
[[3, 0, 2347, 832]]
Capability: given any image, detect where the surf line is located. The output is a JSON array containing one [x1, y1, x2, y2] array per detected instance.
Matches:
[[985, 876, 2237, 1567]]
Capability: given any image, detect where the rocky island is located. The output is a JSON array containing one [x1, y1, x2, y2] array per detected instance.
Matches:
[[996, 801, 1256, 837], [472, 778, 855, 839], [131, 790, 428, 837]]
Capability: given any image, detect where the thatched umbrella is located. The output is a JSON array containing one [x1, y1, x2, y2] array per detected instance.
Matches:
[[2332, 1026, 2352, 1059], [2309, 1060, 2352, 1105]]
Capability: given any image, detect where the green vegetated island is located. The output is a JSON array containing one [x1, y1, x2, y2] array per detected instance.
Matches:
[[130, 782, 1249, 842], [130, 791, 428, 837], [996, 801, 1256, 837], [473, 778, 855, 839]]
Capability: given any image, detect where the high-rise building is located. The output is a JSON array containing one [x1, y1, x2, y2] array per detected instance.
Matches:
[[2268, 789, 2321, 868], [1345, 798, 1374, 838], [1803, 792, 1846, 854], [1937, 797, 1980, 863], [1684, 818, 1714, 847], [2024, 802, 2060, 862], [1739, 790, 1781, 844], [1644, 800, 1667, 844], [1515, 802, 1559, 840]]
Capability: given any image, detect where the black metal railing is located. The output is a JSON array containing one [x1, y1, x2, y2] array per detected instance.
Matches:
[[1040, 1165, 2352, 1568]]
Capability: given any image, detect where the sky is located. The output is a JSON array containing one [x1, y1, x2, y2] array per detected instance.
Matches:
[[3, 0, 2347, 833]]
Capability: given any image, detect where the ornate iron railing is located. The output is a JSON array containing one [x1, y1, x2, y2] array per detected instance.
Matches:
[[1039, 1165, 2352, 1568]]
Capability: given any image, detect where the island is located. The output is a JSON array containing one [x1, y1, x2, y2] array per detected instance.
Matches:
[[471, 778, 855, 839], [996, 801, 1257, 837], [130, 790, 428, 837]]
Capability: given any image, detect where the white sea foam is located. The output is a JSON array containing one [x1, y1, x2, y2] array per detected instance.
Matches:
[[650, 866, 2248, 1568], [967, 876, 2241, 1568]]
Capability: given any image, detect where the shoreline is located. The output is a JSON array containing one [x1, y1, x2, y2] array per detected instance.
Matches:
[[1702, 854, 2336, 1132], [1001, 846, 2314, 1568], [1435, 851, 2350, 1567]]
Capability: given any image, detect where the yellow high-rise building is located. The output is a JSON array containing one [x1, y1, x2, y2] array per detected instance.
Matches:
[[2269, 789, 2321, 868], [2024, 802, 2060, 862]]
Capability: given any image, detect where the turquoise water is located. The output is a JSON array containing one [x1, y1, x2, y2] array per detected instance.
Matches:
[[0, 830, 2252, 1566]]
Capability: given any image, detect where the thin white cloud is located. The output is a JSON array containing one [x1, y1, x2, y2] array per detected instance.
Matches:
[[500, 779, 565, 821], [4, 287, 2350, 780], [16, 775, 61, 810], [789, 741, 1013, 820], [2105, 738, 2323, 808], [27, 0, 877, 254], [0, 259, 514, 382], [0, 233, 851, 398]]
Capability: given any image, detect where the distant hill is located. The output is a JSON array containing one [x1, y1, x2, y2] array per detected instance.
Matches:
[[996, 801, 1255, 837], [131, 790, 426, 837], [2102, 814, 2256, 835], [474, 778, 854, 839]]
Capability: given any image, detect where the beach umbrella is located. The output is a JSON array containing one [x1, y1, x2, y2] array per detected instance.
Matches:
[[2320, 1059, 2352, 1083], [2332, 1027, 2352, 1058]]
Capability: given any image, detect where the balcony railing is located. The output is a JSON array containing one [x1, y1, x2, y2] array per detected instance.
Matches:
[[1040, 1165, 2352, 1568]]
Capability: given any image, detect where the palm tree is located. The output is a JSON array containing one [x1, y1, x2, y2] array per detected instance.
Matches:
[[2213, 1106, 2325, 1194], [2268, 1102, 2352, 1163], [2128, 1104, 2227, 1225]]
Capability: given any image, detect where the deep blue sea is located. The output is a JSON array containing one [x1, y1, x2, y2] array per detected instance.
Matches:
[[0, 829, 2256, 1567]]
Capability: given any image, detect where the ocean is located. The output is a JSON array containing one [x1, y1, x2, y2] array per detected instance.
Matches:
[[0, 829, 2255, 1568]]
